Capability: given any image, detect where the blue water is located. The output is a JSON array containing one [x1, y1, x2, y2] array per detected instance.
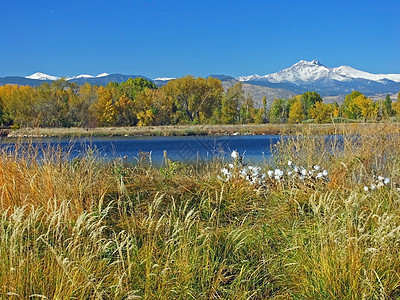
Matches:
[[1, 135, 282, 166]]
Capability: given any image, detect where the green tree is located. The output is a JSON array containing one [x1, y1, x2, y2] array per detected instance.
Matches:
[[300, 91, 322, 118], [221, 83, 244, 124], [240, 95, 255, 124], [384, 94, 393, 117], [269, 98, 288, 123], [118, 77, 157, 100]]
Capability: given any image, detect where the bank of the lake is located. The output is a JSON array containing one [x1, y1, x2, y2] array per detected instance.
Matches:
[[4, 122, 400, 138]]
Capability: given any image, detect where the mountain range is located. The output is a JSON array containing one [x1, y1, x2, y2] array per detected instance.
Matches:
[[1, 60, 399, 105]]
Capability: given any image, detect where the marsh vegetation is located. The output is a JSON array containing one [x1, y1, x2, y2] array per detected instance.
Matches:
[[1, 124, 400, 299]]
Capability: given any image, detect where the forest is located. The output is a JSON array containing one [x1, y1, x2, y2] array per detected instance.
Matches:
[[0, 76, 399, 128]]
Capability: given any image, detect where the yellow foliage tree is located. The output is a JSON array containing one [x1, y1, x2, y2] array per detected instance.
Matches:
[[288, 99, 304, 123], [309, 102, 335, 123]]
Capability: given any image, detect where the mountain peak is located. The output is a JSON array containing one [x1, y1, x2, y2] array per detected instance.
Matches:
[[26, 72, 60, 81]]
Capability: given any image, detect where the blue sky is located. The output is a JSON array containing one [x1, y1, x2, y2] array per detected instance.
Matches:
[[1, 0, 399, 78]]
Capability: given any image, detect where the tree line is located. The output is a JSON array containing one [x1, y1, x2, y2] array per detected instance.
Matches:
[[0, 76, 399, 128]]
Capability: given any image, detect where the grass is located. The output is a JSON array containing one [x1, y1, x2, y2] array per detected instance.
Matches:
[[0, 124, 400, 299]]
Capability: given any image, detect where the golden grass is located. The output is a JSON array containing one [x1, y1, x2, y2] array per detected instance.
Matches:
[[5, 122, 400, 138], [0, 124, 400, 298]]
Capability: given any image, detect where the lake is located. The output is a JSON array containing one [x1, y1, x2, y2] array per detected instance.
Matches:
[[1, 135, 282, 166]]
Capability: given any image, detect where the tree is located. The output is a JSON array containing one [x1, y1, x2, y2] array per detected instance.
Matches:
[[135, 88, 173, 126], [69, 83, 98, 127], [118, 77, 157, 100], [162, 76, 223, 123], [346, 94, 377, 121], [262, 96, 268, 122], [240, 95, 255, 124], [309, 102, 335, 123], [384, 94, 393, 117], [89, 86, 116, 126], [288, 99, 304, 123], [342, 91, 363, 119], [269, 98, 288, 123], [392, 99, 400, 117], [221, 82, 244, 124], [300, 91, 322, 118]]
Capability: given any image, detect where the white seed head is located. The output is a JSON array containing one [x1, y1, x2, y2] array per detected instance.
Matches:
[[231, 150, 239, 159]]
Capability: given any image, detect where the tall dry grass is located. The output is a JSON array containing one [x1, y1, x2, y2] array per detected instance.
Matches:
[[0, 125, 399, 299]]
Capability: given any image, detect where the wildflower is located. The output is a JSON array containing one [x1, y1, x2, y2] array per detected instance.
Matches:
[[228, 163, 234, 169], [301, 168, 307, 176], [287, 161, 292, 166], [322, 170, 328, 176], [313, 165, 320, 170], [267, 170, 274, 177], [363, 186, 369, 192], [316, 172, 323, 179], [378, 176, 384, 181], [384, 177, 390, 185], [370, 183, 376, 191]]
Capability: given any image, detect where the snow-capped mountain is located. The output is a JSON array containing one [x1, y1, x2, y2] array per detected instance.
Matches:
[[26, 72, 60, 81], [237, 60, 400, 96], [26, 72, 111, 81], [238, 60, 400, 84]]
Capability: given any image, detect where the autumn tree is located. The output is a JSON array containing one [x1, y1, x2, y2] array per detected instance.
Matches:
[[345, 94, 377, 121], [162, 76, 223, 123], [288, 99, 304, 123], [135, 88, 173, 126], [89, 86, 116, 126], [69, 82, 98, 127], [342, 90, 363, 119], [309, 102, 335, 123]]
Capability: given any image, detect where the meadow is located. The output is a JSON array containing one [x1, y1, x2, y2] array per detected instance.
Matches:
[[1, 124, 400, 299]]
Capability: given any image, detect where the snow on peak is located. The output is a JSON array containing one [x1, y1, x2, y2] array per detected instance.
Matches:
[[26, 72, 60, 81], [154, 77, 176, 81], [96, 73, 109, 78], [237, 59, 400, 84], [66, 74, 95, 80]]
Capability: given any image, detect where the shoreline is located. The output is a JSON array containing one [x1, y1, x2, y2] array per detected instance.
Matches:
[[3, 123, 400, 139]]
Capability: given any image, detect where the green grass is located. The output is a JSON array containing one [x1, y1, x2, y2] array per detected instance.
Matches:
[[0, 124, 400, 299]]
